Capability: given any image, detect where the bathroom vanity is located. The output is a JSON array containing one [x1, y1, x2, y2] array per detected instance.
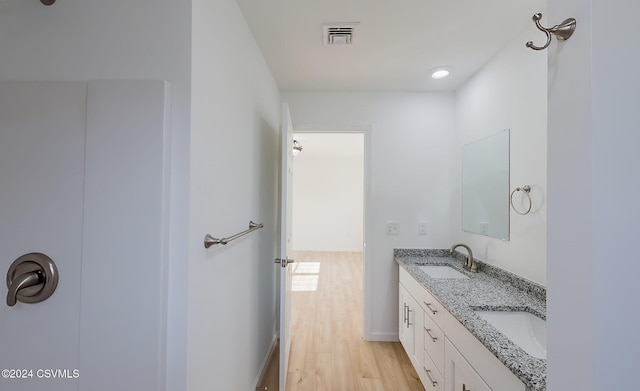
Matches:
[[395, 249, 546, 391]]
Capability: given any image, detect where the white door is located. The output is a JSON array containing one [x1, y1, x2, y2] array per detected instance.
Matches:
[[278, 103, 295, 391]]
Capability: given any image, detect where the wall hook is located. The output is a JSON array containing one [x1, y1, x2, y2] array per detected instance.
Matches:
[[526, 13, 576, 51]]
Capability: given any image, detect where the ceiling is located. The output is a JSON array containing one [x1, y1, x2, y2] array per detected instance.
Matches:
[[235, 0, 545, 91]]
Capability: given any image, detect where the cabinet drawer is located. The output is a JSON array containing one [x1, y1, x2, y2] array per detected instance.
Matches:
[[421, 349, 444, 391], [423, 312, 445, 375], [399, 267, 445, 328], [417, 287, 445, 328], [399, 267, 419, 293]]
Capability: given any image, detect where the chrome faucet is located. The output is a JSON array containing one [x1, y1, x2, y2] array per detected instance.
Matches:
[[450, 243, 477, 273]]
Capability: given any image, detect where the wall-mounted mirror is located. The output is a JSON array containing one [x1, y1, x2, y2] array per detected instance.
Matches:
[[462, 129, 510, 240]]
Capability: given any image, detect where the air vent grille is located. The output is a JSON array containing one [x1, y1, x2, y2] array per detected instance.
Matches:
[[323, 23, 359, 46]]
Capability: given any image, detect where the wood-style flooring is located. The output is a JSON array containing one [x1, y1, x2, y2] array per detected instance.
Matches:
[[285, 251, 423, 391]]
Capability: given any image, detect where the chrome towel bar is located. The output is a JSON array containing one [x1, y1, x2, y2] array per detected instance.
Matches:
[[204, 221, 264, 248]]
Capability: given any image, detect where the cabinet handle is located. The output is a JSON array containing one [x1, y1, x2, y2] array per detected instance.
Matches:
[[423, 367, 438, 387], [403, 303, 408, 324], [407, 308, 413, 328], [425, 328, 438, 342], [424, 301, 438, 314], [462, 384, 470, 391]]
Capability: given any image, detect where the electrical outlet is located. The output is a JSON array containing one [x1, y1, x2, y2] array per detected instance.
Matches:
[[385, 221, 399, 235], [480, 222, 489, 235], [418, 221, 427, 235]]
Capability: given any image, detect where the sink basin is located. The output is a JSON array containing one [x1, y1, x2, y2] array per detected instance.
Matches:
[[474, 310, 547, 359], [417, 265, 469, 279]]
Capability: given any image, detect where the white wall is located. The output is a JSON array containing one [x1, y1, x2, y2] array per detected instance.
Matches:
[[454, 23, 548, 285], [292, 153, 364, 252], [0, 1, 191, 389], [283, 92, 456, 340], [188, 0, 281, 390], [546, 2, 593, 390], [547, 0, 640, 389]]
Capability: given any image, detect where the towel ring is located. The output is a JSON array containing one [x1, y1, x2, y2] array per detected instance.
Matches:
[[510, 185, 532, 215]]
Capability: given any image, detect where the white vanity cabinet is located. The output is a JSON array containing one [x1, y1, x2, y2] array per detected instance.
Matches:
[[422, 344, 444, 391], [423, 306, 445, 375], [399, 267, 528, 391], [421, 286, 446, 391], [445, 338, 491, 391], [399, 283, 423, 371]]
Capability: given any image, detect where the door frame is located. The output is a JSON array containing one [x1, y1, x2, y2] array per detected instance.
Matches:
[[290, 124, 373, 340]]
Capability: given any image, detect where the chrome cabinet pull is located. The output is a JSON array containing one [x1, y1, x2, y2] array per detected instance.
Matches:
[[423, 367, 437, 387], [407, 308, 413, 327], [403, 303, 408, 324], [425, 328, 437, 342], [424, 301, 438, 314]]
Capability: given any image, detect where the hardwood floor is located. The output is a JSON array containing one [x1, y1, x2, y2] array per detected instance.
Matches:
[[257, 339, 279, 391], [285, 251, 424, 391]]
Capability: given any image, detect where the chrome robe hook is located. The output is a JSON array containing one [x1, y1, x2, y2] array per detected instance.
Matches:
[[526, 13, 576, 51]]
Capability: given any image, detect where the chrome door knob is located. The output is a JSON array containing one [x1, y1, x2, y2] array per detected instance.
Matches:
[[6, 253, 58, 307], [274, 258, 295, 267]]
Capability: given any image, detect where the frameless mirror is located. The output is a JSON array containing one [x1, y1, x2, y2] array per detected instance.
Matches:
[[462, 129, 510, 240]]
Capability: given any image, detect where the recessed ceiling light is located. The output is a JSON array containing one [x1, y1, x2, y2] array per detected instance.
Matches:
[[431, 69, 450, 79]]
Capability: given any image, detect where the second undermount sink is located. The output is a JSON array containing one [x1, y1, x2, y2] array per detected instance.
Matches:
[[418, 265, 469, 279], [474, 310, 547, 359]]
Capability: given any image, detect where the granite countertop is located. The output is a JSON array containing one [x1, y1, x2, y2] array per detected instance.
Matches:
[[394, 249, 546, 391]]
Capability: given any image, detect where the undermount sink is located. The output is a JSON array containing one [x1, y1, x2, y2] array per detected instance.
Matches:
[[474, 310, 547, 359], [417, 265, 469, 279]]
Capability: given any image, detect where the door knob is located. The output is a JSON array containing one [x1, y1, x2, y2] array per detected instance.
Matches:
[[6, 253, 58, 307], [274, 258, 294, 268]]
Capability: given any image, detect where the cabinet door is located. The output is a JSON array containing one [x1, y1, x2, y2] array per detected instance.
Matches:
[[475, 377, 491, 391], [445, 338, 492, 391], [399, 284, 414, 354], [399, 283, 424, 371]]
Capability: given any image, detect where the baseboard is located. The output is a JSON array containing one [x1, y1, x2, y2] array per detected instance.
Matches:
[[368, 331, 399, 342], [250, 334, 278, 391]]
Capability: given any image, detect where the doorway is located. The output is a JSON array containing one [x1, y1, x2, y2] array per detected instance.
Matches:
[[289, 131, 367, 387], [291, 132, 365, 255]]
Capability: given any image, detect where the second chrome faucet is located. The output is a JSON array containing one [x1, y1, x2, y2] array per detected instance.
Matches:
[[450, 243, 477, 273]]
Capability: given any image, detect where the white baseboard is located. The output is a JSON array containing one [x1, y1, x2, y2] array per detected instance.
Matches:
[[250, 333, 278, 391], [368, 331, 399, 342]]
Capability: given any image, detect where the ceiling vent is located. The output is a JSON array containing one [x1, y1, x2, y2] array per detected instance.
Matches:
[[323, 23, 359, 46]]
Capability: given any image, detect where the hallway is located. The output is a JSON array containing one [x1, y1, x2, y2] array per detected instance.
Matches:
[[286, 251, 423, 391]]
